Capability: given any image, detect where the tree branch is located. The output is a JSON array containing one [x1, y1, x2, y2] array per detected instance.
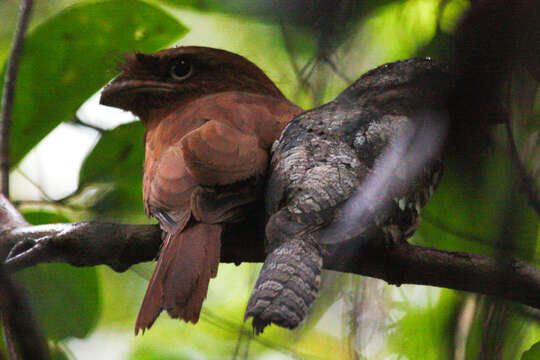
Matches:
[[0, 164, 49, 360], [0, 265, 50, 360], [0, 2, 47, 359], [0, 0, 34, 197], [1, 195, 539, 310]]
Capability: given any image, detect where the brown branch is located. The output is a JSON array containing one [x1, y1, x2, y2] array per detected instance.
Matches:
[[0, 0, 34, 197], [0, 266, 50, 360], [329, 242, 540, 310], [0, 195, 48, 359], [1, 222, 162, 273], [1, 2, 36, 358], [0, 174, 49, 359], [0, 192, 28, 231], [1, 195, 539, 311]]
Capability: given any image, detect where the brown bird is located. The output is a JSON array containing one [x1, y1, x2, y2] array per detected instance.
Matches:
[[100, 46, 302, 334]]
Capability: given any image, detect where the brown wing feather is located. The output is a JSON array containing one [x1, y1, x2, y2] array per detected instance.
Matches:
[[190, 184, 259, 224], [189, 92, 302, 148], [180, 120, 268, 186], [143, 92, 300, 219]]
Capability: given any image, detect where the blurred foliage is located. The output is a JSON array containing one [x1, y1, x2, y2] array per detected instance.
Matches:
[[15, 263, 100, 341], [11, 208, 100, 360], [387, 289, 457, 359], [522, 341, 540, 360], [1, 0, 539, 359], [0, 0, 187, 167], [51, 347, 71, 360], [80, 121, 147, 220], [0, 0, 78, 61], [418, 146, 538, 259]]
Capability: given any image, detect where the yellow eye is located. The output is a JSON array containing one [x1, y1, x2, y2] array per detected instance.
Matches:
[[170, 57, 193, 80]]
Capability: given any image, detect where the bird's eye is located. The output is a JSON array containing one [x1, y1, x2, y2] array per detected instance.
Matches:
[[170, 57, 193, 80]]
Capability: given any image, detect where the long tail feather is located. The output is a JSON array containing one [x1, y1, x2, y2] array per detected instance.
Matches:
[[135, 223, 221, 334]]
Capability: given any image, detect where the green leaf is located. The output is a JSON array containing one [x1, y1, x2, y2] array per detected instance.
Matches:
[[2, 0, 186, 166], [20, 209, 71, 224], [160, 0, 393, 61], [417, 146, 538, 260], [130, 347, 189, 360], [522, 341, 540, 360], [388, 289, 458, 359], [14, 209, 101, 340], [16, 264, 100, 341], [81, 122, 145, 184], [79, 121, 146, 218], [161, 0, 395, 21], [50, 346, 70, 360]]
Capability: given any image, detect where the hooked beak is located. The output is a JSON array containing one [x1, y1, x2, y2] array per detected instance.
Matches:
[[100, 78, 175, 110]]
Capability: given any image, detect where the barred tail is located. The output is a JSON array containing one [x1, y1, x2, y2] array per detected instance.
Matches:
[[245, 239, 323, 334]]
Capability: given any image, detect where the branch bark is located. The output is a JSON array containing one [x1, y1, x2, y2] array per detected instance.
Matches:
[[0, 3, 48, 359], [1, 195, 539, 310], [0, 138, 49, 360], [0, 265, 50, 360]]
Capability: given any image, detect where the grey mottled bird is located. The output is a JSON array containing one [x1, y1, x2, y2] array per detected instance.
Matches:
[[245, 58, 451, 333]]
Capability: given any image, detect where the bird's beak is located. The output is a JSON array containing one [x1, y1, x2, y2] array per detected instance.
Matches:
[[100, 78, 175, 110]]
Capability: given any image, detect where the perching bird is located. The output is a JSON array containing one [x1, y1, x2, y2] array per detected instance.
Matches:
[[245, 58, 449, 333], [100, 46, 302, 334]]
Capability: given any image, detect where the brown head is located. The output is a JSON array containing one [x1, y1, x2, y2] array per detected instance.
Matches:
[[100, 46, 285, 120]]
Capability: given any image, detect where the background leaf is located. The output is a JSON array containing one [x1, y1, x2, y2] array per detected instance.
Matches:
[[79, 121, 146, 219], [1, 0, 186, 166], [522, 341, 540, 360], [14, 209, 100, 341]]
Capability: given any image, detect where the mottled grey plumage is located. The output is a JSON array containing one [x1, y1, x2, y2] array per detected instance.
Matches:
[[246, 58, 451, 333], [246, 240, 323, 333]]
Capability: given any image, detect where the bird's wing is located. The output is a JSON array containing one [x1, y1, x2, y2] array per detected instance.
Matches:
[[183, 91, 302, 149], [145, 144, 197, 232], [180, 119, 269, 186], [142, 92, 300, 229]]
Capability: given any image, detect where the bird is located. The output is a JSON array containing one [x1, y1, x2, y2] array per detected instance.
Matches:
[[245, 58, 449, 334], [100, 46, 302, 334]]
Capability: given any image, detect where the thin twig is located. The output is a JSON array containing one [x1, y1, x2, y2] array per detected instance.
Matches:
[[279, 21, 312, 92], [201, 309, 311, 358], [517, 304, 540, 322], [15, 169, 53, 201], [0, 0, 34, 197], [0, 4, 38, 355], [71, 115, 104, 134], [505, 119, 540, 216], [1, 320, 18, 360], [322, 55, 352, 83]]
